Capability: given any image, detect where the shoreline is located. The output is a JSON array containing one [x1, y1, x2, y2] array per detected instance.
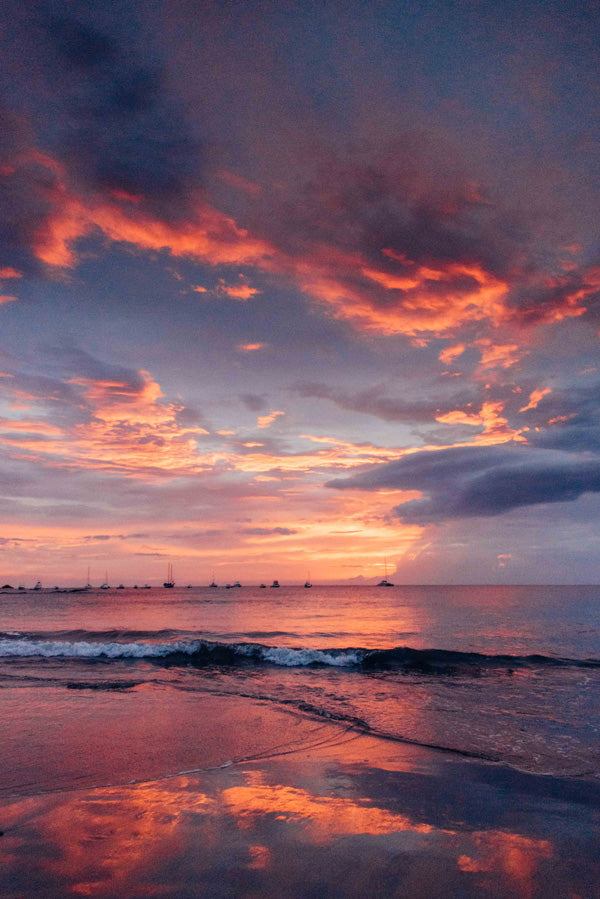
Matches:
[[1, 695, 599, 898]]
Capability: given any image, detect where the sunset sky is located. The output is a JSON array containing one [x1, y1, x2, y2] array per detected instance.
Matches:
[[1, 0, 599, 585]]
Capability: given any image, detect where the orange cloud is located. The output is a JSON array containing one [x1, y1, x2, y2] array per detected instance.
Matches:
[[474, 338, 523, 371], [548, 413, 575, 424], [31, 164, 273, 269], [439, 343, 466, 364], [0, 296, 16, 304], [435, 401, 526, 444], [238, 343, 265, 352], [291, 258, 488, 337], [22, 150, 597, 348], [257, 410, 285, 429], [519, 387, 551, 413], [352, 261, 508, 335], [515, 270, 598, 325], [0, 268, 22, 278], [66, 373, 210, 475], [0, 417, 63, 435], [0, 370, 210, 478], [221, 283, 260, 300]]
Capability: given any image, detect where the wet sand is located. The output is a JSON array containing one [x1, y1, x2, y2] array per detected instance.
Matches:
[[1, 691, 599, 898]]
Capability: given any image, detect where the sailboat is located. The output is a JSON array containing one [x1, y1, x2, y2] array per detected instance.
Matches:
[[100, 570, 110, 589], [209, 573, 218, 588], [163, 563, 175, 588], [304, 572, 312, 588], [85, 567, 93, 590], [377, 558, 394, 587]]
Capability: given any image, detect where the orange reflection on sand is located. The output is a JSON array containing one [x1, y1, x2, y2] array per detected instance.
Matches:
[[458, 830, 552, 898], [34, 780, 214, 897], [0, 749, 562, 899], [222, 783, 438, 844]]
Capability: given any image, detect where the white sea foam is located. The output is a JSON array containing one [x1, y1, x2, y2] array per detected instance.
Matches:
[[261, 646, 363, 667], [0, 638, 203, 659], [0, 637, 365, 667]]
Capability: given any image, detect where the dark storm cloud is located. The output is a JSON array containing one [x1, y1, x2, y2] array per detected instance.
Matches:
[[0, 106, 59, 273], [48, 345, 146, 386], [295, 381, 479, 424], [240, 145, 598, 334], [524, 384, 600, 453], [241, 394, 268, 412], [175, 406, 209, 430], [255, 151, 523, 277], [42, 13, 203, 216], [0, 4, 205, 271], [506, 270, 600, 326], [327, 444, 600, 523]]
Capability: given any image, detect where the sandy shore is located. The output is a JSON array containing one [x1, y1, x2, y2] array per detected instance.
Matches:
[[1, 690, 599, 898]]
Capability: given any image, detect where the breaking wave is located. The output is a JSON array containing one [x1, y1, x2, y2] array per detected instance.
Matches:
[[0, 633, 598, 672]]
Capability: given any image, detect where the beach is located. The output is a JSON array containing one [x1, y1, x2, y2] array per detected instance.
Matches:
[[1, 584, 599, 897], [2, 690, 599, 898]]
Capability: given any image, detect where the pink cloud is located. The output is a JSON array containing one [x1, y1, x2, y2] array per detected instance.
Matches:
[[220, 283, 260, 300], [438, 343, 466, 364], [16, 148, 597, 351], [256, 410, 285, 429], [218, 169, 262, 196], [519, 387, 551, 413]]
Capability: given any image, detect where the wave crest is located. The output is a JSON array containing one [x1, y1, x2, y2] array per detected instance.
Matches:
[[0, 634, 598, 672]]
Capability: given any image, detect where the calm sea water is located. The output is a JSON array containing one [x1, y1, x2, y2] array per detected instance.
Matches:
[[1, 584, 599, 792]]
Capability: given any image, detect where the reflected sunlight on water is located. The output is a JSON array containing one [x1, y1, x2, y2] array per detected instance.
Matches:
[[0, 745, 574, 899]]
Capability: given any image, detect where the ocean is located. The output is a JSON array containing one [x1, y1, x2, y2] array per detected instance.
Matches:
[[1, 584, 599, 897]]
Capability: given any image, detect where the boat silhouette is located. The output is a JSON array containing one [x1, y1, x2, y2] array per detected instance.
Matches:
[[164, 563, 175, 588]]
